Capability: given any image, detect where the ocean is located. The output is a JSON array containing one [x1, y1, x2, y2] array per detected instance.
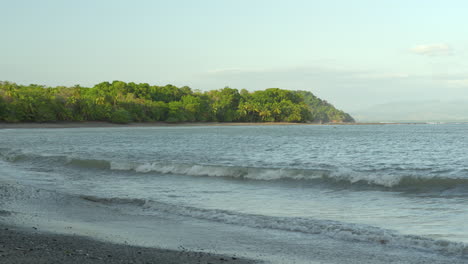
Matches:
[[1, 124, 467, 263]]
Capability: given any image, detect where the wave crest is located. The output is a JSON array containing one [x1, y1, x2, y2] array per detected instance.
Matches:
[[2, 148, 468, 190], [114, 161, 468, 190], [80, 194, 468, 258], [80, 195, 147, 206]]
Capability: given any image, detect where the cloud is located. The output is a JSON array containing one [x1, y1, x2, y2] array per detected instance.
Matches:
[[410, 44, 452, 56], [433, 73, 467, 80], [205, 68, 266, 75], [430, 73, 468, 87], [446, 79, 468, 87], [354, 73, 410, 80], [191, 64, 468, 111], [204, 66, 410, 82], [203, 66, 365, 78]]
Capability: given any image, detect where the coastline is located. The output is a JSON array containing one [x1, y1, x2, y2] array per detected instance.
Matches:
[[0, 223, 259, 264], [0, 121, 422, 129], [2, 125, 468, 264]]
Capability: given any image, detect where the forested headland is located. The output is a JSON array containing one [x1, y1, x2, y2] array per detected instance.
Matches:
[[0, 81, 354, 124]]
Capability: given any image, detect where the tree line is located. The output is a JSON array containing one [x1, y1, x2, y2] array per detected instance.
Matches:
[[0, 81, 354, 124]]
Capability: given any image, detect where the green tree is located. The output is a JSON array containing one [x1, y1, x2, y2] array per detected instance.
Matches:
[[166, 101, 186, 122], [110, 109, 132, 124], [0, 81, 354, 124], [208, 87, 241, 121]]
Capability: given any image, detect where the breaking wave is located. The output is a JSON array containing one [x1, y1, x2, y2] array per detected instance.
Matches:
[[2, 148, 468, 190], [3, 177, 467, 258], [79, 194, 468, 258], [112, 161, 468, 190]]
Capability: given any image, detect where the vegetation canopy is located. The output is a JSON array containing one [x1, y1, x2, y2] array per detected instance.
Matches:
[[0, 81, 354, 124]]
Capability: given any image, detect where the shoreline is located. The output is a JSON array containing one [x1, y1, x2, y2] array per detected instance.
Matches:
[[0, 223, 259, 264], [0, 121, 426, 129]]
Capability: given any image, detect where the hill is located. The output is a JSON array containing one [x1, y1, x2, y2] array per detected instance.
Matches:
[[0, 81, 354, 124]]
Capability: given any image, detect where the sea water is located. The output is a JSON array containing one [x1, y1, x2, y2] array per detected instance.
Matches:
[[0, 124, 467, 263]]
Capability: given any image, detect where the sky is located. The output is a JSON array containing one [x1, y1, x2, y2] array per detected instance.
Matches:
[[1, 0, 468, 112]]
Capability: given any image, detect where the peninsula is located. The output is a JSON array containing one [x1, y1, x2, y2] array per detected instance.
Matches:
[[0, 81, 354, 124]]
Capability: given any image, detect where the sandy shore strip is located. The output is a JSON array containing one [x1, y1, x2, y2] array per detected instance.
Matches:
[[0, 224, 260, 264], [0, 121, 316, 129], [0, 121, 420, 129]]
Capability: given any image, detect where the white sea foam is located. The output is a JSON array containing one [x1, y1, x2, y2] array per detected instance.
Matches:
[[2, 148, 468, 189], [120, 162, 326, 181], [79, 194, 468, 258], [109, 161, 468, 189], [2, 178, 467, 258], [326, 168, 404, 187]]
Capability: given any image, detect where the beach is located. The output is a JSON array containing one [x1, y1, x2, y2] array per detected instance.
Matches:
[[1, 124, 467, 264], [0, 224, 257, 264], [3, 1, 467, 263], [0, 121, 423, 130], [0, 121, 322, 129]]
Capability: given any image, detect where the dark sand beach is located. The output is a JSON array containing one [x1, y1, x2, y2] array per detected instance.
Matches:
[[0, 121, 312, 129], [0, 224, 259, 264], [3, 122, 463, 264], [0, 121, 413, 129], [0, 121, 287, 264]]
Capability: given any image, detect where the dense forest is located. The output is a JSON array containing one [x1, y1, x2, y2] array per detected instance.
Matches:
[[0, 81, 354, 124]]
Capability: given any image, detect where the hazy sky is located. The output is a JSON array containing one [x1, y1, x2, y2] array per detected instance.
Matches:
[[1, 0, 468, 111]]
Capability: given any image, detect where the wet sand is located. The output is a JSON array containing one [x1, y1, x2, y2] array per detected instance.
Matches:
[[0, 121, 407, 129], [0, 224, 259, 264]]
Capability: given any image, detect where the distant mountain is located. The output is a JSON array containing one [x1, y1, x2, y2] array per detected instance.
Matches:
[[351, 101, 468, 122]]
